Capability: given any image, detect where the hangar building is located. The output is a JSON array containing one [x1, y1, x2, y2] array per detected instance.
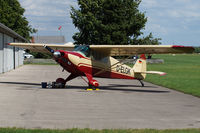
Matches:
[[0, 23, 27, 74]]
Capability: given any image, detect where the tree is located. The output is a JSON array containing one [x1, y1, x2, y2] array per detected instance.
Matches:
[[0, 0, 36, 40], [133, 33, 161, 45], [71, 0, 161, 45], [194, 47, 200, 53]]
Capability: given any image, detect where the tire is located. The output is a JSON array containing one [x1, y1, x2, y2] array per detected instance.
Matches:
[[56, 78, 66, 88]]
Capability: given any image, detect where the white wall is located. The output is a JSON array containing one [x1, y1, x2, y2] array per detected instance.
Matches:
[[3, 35, 14, 72], [0, 33, 24, 74], [0, 33, 3, 73], [14, 40, 19, 68], [18, 48, 24, 66]]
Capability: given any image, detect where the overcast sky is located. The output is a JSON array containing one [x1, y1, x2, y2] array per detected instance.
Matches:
[[19, 0, 200, 46]]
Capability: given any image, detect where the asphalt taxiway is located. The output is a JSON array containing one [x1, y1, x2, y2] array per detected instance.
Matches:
[[0, 65, 200, 129]]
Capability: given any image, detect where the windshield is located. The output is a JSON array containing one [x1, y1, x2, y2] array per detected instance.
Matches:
[[74, 45, 90, 57]]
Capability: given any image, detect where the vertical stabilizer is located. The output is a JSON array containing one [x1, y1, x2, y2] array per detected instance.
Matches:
[[133, 54, 147, 80]]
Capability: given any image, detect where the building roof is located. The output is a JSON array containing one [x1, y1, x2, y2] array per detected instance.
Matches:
[[0, 23, 27, 42], [32, 36, 66, 44]]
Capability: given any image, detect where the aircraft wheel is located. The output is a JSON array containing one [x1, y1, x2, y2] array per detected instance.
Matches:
[[56, 78, 65, 84], [86, 84, 100, 91], [56, 78, 66, 88]]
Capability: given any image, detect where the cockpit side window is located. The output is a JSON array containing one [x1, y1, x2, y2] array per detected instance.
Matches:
[[74, 45, 90, 57]]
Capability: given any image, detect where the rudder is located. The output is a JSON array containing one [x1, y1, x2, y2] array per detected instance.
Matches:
[[132, 54, 147, 80]]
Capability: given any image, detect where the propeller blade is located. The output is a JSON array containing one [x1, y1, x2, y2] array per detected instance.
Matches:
[[44, 45, 54, 53]]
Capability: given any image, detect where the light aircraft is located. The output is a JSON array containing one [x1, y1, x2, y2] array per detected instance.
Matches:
[[9, 43, 194, 90]]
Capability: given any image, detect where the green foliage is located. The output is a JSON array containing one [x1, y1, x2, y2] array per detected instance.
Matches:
[[194, 47, 200, 53], [133, 33, 162, 45], [0, 0, 36, 40], [71, 0, 161, 45], [0, 128, 200, 133], [145, 54, 200, 97], [30, 52, 52, 59]]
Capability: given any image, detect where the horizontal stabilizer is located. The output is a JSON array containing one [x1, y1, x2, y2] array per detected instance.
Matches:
[[142, 71, 167, 76]]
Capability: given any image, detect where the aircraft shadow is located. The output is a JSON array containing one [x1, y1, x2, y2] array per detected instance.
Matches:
[[0, 81, 170, 93], [0, 81, 41, 86], [66, 85, 169, 93]]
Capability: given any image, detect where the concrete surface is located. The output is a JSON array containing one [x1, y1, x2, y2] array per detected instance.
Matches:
[[0, 65, 200, 129]]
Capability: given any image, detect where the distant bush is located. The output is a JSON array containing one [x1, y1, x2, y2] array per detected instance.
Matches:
[[30, 52, 52, 59], [195, 47, 200, 53]]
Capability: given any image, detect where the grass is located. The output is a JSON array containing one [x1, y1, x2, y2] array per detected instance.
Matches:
[[24, 59, 57, 65], [24, 62, 58, 65], [145, 54, 200, 97], [0, 128, 200, 133]]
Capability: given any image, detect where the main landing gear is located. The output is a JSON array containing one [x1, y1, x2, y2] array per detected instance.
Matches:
[[84, 73, 100, 91], [86, 84, 100, 91], [41, 72, 100, 90], [41, 74, 78, 89]]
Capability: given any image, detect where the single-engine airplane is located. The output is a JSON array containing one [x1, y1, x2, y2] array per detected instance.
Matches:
[[8, 43, 194, 90]]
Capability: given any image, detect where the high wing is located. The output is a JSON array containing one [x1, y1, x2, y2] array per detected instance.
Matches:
[[9, 43, 194, 56], [8, 43, 75, 53], [90, 45, 194, 56]]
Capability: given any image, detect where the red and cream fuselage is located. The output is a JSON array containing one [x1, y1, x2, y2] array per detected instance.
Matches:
[[54, 50, 145, 88], [57, 50, 135, 78]]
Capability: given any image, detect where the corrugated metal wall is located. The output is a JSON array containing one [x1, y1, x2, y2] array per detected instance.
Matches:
[[0, 33, 3, 73], [4, 34, 13, 72], [0, 32, 24, 74]]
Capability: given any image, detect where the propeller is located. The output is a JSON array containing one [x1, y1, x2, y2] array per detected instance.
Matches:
[[44, 45, 61, 58], [44, 45, 54, 53]]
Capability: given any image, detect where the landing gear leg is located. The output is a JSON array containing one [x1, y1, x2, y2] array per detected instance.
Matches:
[[65, 74, 78, 83], [84, 73, 100, 91], [139, 80, 144, 87], [53, 74, 78, 88]]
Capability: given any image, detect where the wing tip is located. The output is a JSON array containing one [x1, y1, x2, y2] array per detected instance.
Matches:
[[172, 45, 195, 53], [172, 45, 195, 49], [172, 45, 192, 48]]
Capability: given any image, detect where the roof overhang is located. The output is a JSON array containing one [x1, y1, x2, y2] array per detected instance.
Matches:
[[0, 23, 27, 42]]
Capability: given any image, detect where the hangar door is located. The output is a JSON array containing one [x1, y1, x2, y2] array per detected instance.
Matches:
[[3, 34, 14, 73], [0, 33, 3, 73]]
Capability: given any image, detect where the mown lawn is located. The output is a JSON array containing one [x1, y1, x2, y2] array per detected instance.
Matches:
[[145, 54, 200, 97], [0, 128, 200, 133]]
